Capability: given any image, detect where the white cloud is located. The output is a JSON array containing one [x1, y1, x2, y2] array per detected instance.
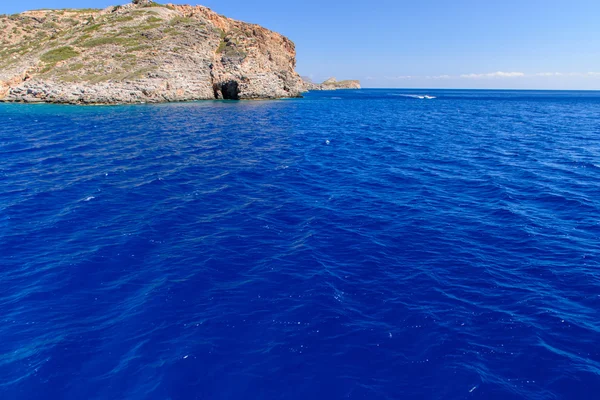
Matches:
[[535, 72, 564, 77], [460, 71, 525, 79], [378, 71, 600, 81], [535, 72, 600, 78], [536, 72, 582, 77], [384, 75, 416, 80], [425, 75, 452, 80]]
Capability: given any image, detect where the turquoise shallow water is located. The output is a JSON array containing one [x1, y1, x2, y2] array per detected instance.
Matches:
[[1, 89, 600, 399]]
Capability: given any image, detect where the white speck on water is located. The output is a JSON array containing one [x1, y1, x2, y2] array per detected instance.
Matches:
[[183, 355, 189, 359], [389, 332, 393, 338], [325, 140, 330, 145], [84, 196, 95, 202], [469, 386, 478, 393]]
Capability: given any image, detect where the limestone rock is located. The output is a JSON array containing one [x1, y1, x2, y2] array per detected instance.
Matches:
[[0, 2, 306, 104], [0, 81, 9, 99], [304, 77, 361, 91]]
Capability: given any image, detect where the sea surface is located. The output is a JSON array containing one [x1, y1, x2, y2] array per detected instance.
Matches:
[[1, 89, 599, 400]]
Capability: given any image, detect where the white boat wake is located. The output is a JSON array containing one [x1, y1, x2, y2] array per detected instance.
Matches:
[[394, 94, 437, 99]]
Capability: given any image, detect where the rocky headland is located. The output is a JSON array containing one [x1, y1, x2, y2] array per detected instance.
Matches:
[[304, 77, 361, 91], [0, 0, 358, 104]]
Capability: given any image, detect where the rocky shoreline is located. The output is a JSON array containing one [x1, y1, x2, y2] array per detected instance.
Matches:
[[0, 0, 359, 105]]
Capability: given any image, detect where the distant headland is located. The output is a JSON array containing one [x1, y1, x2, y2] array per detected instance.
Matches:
[[304, 77, 361, 91], [0, 0, 360, 104]]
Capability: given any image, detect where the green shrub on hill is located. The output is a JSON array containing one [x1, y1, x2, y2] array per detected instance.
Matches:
[[40, 46, 79, 64]]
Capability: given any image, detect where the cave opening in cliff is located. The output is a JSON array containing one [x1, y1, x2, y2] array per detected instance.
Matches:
[[215, 80, 240, 100]]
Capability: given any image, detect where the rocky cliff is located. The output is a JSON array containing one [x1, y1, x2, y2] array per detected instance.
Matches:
[[0, 0, 306, 103], [305, 77, 361, 91]]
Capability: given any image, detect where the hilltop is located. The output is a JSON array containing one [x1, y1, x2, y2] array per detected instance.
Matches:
[[0, 0, 311, 103], [311, 77, 361, 90]]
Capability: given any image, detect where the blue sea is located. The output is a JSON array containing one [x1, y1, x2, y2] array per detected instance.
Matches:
[[1, 89, 599, 400]]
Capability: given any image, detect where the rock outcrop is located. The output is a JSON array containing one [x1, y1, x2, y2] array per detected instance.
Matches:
[[304, 77, 361, 91], [0, 1, 306, 104]]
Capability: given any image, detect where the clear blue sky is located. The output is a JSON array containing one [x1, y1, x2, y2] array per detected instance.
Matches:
[[4, 0, 600, 89]]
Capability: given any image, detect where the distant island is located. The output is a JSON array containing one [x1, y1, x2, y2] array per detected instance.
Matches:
[[0, 0, 360, 104], [304, 77, 361, 91]]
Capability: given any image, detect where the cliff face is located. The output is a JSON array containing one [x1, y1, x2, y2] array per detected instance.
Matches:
[[0, 1, 306, 104]]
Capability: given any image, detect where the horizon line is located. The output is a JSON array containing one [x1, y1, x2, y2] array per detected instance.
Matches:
[[355, 87, 600, 92]]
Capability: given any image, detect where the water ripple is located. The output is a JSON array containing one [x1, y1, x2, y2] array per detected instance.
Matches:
[[1, 90, 600, 399]]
